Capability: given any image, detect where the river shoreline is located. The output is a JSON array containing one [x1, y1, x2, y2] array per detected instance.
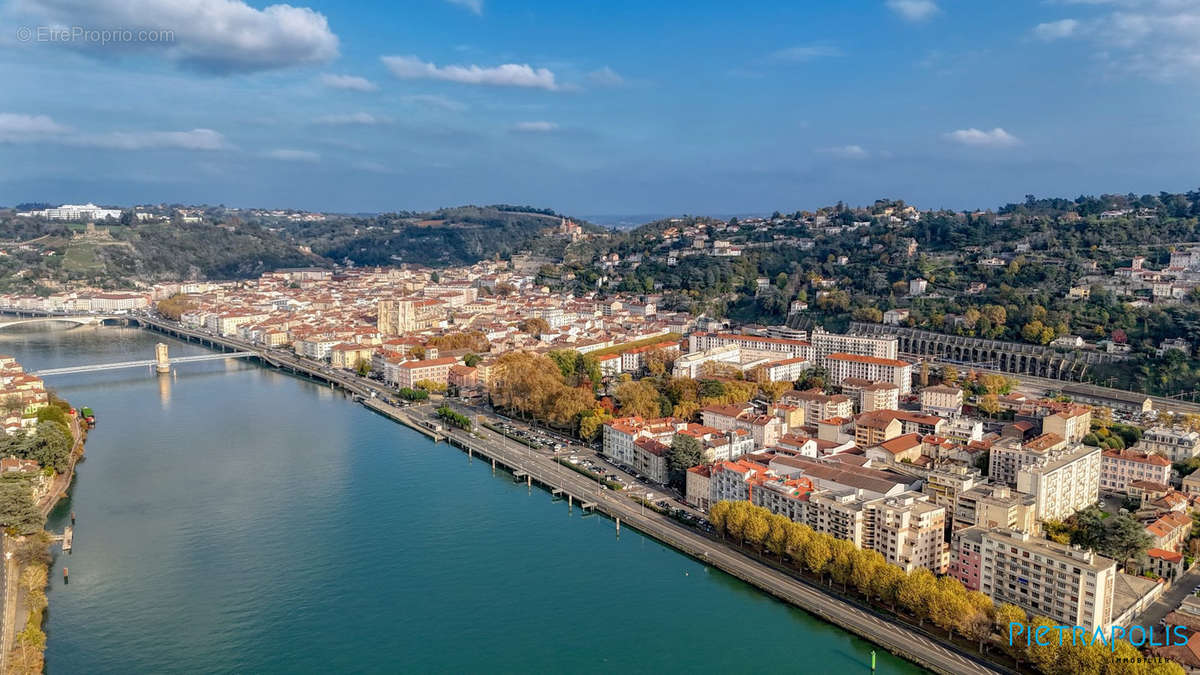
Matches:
[[6, 319, 956, 673], [0, 404, 86, 673], [125, 318, 997, 675]]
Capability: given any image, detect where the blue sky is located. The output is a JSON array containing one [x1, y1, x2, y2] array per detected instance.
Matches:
[[1, 0, 1198, 216]]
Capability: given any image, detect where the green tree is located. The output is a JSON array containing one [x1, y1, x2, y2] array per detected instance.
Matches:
[[666, 433, 703, 489], [1099, 514, 1153, 570], [0, 478, 44, 534]]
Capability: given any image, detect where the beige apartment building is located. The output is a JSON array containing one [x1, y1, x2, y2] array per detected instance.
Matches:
[[978, 529, 1117, 633], [920, 385, 963, 417], [801, 489, 947, 573], [392, 357, 457, 390], [1100, 448, 1171, 494], [952, 484, 1038, 533], [1041, 406, 1092, 444]]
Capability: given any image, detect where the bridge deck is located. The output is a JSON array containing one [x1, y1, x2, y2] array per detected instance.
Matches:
[[34, 352, 254, 376]]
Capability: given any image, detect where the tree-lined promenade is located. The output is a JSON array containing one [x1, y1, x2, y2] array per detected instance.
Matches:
[[709, 501, 1179, 675]]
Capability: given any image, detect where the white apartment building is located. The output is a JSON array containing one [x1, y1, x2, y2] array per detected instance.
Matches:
[[687, 332, 812, 360], [921, 464, 984, 512], [978, 529, 1117, 633], [1099, 448, 1170, 494], [751, 476, 813, 522], [1141, 426, 1200, 463], [809, 327, 898, 364], [89, 293, 150, 312], [800, 489, 947, 573], [206, 312, 269, 336], [294, 337, 340, 361], [709, 459, 771, 503], [920, 385, 963, 417], [826, 353, 913, 395], [840, 378, 899, 413], [780, 390, 854, 424], [671, 344, 741, 378], [18, 203, 122, 221], [988, 434, 1069, 487], [1016, 444, 1102, 521], [761, 357, 811, 383], [602, 417, 681, 465]]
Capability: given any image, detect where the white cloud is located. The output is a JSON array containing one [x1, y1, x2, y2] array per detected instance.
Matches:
[[352, 160, 392, 173], [265, 148, 319, 162], [76, 128, 231, 150], [314, 112, 390, 125], [512, 121, 558, 133], [771, 45, 843, 62], [818, 145, 870, 159], [444, 0, 483, 15], [0, 114, 230, 150], [586, 66, 625, 86], [382, 55, 559, 90], [0, 113, 69, 141], [886, 0, 940, 22], [320, 74, 378, 92], [400, 94, 467, 112], [1035, 1, 1200, 79], [14, 0, 338, 73], [944, 127, 1022, 148], [1033, 19, 1079, 40]]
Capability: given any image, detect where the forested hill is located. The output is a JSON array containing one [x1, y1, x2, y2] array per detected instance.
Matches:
[[0, 218, 320, 291], [0, 203, 599, 289], [278, 205, 602, 267]]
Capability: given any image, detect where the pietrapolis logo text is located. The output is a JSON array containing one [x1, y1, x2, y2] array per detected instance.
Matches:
[[1009, 622, 1189, 651]]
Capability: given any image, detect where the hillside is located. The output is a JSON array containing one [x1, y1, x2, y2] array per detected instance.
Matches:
[[278, 205, 602, 267], [0, 219, 320, 291]]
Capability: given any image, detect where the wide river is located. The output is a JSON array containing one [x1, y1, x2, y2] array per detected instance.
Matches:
[[5, 323, 924, 674]]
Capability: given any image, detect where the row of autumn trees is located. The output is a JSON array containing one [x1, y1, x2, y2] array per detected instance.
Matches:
[[708, 501, 1181, 675], [488, 350, 784, 442]]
